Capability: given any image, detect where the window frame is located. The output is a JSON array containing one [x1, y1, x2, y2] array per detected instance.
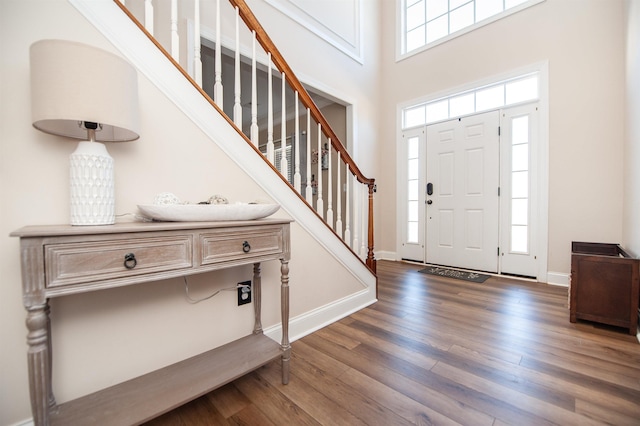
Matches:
[[400, 71, 539, 129], [396, 0, 545, 62]]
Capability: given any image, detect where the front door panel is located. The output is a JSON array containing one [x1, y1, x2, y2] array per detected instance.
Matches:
[[426, 111, 500, 273]]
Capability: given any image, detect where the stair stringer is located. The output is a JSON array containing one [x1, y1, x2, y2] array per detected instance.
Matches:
[[69, 0, 377, 342]]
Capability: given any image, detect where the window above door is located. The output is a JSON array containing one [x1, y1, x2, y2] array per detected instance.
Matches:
[[398, 0, 545, 60], [401, 71, 539, 129]]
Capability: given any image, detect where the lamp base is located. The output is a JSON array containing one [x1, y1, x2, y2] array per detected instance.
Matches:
[[69, 141, 115, 225]]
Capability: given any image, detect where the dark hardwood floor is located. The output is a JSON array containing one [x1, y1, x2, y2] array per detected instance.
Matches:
[[146, 260, 640, 425]]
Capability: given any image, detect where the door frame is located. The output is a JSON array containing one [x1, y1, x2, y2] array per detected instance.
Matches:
[[396, 63, 548, 282]]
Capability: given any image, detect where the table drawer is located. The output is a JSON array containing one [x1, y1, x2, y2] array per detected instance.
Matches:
[[45, 236, 193, 288], [200, 227, 284, 265]]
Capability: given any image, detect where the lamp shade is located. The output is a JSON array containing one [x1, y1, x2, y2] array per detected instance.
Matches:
[[30, 39, 140, 141]]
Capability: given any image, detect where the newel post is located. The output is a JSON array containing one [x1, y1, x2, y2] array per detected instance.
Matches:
[[366, 181, 376, 275]]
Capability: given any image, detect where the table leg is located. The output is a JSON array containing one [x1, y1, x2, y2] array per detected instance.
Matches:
[[45, 303, 56, 412], [280, 259, 290, 385], [26, 302, 52, 426], [252, 263, 262, 334]]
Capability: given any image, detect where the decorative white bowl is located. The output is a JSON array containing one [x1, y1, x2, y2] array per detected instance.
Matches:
[[137, 203, 280, 222]]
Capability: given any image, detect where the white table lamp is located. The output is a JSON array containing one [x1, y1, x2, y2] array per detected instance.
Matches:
[[30, 39, 139, 225]]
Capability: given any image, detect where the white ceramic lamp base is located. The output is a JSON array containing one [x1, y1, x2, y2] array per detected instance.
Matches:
[[69, 141, 115, 225]]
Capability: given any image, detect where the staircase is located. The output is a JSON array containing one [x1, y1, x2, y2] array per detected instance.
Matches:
[[68, 0, 376, 300], [123, 0, 375, 271]]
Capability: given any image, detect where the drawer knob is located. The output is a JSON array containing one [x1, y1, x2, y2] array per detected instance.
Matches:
[[242, 241, 251, 253], [124, 253, 137, 269]]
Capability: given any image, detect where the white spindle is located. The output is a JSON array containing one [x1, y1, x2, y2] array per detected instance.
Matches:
[[280, 72, 288, 179], [352, 180, 359, 252], [294, 93, 301, 191], [233, 6, 242, 127], [266, 53, 274, 163], [326, 140, 333, 228], [250, 31, 258, 145], [305, 109, 312, 203], [344, 168, 351, 245], [336, 152, 343, 239], [214, 0, 223, 104], [316, 123, 323, 214], [194, 0, 202, 86], [170, 0, 179, 60], [144, 0, 154, 35]]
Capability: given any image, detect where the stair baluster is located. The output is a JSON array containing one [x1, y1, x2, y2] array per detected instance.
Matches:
[[280, 72, 288, 179], [194, 0, 202, 86], [233, 6, 242, 126], [250, 30, 258, 146], [305, 109, 313, 203], [294, 92, 301, 192], [266, 53, 274, 163]]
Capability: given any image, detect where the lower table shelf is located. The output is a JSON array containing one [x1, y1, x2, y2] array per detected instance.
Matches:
[[51, 333, 282, 425], [12, 220, 292, 425]]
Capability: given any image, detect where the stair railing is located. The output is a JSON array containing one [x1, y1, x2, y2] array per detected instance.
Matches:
[[114, 0, 376, 273]]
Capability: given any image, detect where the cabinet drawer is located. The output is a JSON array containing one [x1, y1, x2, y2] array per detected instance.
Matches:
[[200, 227, 284, 265], [45, 236, 193, 288]]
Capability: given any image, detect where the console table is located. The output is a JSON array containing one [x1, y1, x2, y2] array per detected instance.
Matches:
[[11, 219, 292, 425]]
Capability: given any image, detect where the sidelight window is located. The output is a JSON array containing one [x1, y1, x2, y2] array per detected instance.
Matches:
[[510, 115, 530, 253], [406, 136, 420, 243]]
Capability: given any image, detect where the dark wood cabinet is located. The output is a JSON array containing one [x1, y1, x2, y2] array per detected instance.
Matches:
[[570, 242, 639, 335]]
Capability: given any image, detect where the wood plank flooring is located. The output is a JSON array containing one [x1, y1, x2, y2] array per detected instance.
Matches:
[[145, 260, 640, 425]]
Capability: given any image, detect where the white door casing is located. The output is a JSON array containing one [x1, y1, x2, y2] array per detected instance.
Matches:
[[426, 111, 500, 273]]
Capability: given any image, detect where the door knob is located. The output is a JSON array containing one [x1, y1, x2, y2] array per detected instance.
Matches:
[[427, 200, 433, 205]]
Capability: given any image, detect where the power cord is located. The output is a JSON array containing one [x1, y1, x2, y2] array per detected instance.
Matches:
[[183, 276, 250, 304]]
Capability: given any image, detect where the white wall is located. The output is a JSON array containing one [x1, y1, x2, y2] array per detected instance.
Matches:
[[0, 0, 380, 424], [378, 0, 627, 276], [624, 0, 640, 257]]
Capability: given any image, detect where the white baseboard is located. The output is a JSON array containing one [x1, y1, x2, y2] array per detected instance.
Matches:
[[375, 250, 397, 261], [264, 286, 377, 343], [546, 271, 570, 287]]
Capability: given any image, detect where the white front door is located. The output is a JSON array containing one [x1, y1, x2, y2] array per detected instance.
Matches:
[[426, 111, 500, 273]]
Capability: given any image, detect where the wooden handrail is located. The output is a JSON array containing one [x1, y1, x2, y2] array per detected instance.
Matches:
[[230, 0, 376, 274], [229, 0, 374, 188], [112, 0, 376, 274]]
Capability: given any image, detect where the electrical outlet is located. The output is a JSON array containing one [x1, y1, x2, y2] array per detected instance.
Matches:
[[237, 281, 252, 306]]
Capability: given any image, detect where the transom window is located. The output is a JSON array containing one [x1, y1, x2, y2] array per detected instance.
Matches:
[[400, 0, 544, 58], [402, 72, 539, 129]]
